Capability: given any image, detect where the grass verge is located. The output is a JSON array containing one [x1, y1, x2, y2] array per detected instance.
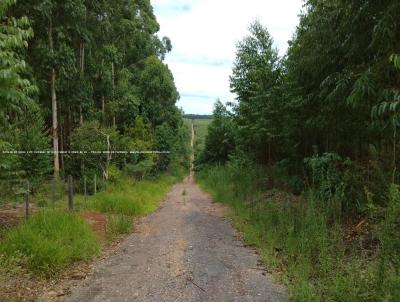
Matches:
[[0, 211, 99, 277], [105, 215, 133, 241], [0, 172, 183, 279], [196, 164, 400, 301], [80, 175, 177, 216]]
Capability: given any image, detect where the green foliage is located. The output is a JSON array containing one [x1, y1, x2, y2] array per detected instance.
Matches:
[[305, 153, 344, 199], [189, 118, 212, 163], [124, 160, 154, 180], [197, 101, 234, 165], [197, 164, 399, 301], [200, 1, 400, 215], [0, 103, 50, 183], [197, 1, 400, 300], [139, 56, 179, 127], [15, 104, 52, 182], [5, 0, 184, 180], [374, 185, 400, 300], [391, 54, 400, 70], [107, 164, 122, 183], [84, 176, 176, 216], [0, 137, 19, 180], [183, 114, 212, 120], [0, 0, 35, 113], [69, 121, 120, 182], [0, 0, 40, 181], [230, 20, 282, 164], [0, 211, 99, 277]]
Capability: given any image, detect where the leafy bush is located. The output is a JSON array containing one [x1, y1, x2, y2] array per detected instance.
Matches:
[[68, 121, 120, 182], [271, 158, 305, 194], [108, 164, 122, 183], [0, 211, 99, 277], [124, 160, 155, 180], [304, 153, 369, 214]]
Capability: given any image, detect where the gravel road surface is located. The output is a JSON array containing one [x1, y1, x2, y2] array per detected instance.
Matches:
[[66, 178, 287, 302]]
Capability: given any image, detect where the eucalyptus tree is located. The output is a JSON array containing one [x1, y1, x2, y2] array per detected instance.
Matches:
[[230, 21, 283, 164], [1, 0, 52, 181], [0, 0, 35, 116], [203, 0, 400, 202], [11, 0, 87, 177], [3, 0, 185, 181], [199, 100, 234, 165], [0, 0, 35, 178]]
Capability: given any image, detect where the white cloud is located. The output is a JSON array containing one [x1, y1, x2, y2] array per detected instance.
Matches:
[[152, 0, 303, 114]]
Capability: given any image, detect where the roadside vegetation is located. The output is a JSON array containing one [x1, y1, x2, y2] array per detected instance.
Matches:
[[196, 1, 400, 300], [0, 171, 185, 278], [0, 0, 190, 293], [191, 118, 213, 162], [81, 175, 178, 216], [197, 164, 400, 301], [0, 211, 99, 277]]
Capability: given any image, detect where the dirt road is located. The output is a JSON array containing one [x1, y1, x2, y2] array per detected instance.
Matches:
[[66, 178, 287, 302]]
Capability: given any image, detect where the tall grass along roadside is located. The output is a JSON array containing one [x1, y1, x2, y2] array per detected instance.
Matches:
[[0, 171, 184, 279], [196, 163, 400, 301], [80, 175, 177, 216], [105, 215, 133, 241], [0, 211, 99, 277]]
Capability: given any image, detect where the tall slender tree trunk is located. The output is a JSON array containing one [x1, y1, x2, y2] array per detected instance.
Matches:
[[111, 62, 115, 92], [80, 42, 85, 74], [49, 18, 60, 178], [392, 118, 397, 183], [111, 62, 116, 128], [59, 102, 64, 173], [79, 106, 83, 125], [68, 106, 72, 145], [79, 42, 85, 125]]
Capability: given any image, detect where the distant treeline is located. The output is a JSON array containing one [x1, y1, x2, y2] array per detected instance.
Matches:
[[184, 114, 213, 120]]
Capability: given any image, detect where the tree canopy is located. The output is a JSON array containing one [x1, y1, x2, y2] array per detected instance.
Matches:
[[1, 0, 188, 182], [200, 0, 400, 208]]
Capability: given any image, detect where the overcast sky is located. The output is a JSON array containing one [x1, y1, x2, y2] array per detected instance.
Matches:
[[152, 0, 304, 115]]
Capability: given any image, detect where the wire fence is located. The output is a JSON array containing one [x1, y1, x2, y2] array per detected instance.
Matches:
[[0, 174, 106, 223]]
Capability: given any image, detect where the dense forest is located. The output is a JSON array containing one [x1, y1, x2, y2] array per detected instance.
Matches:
[[0, 0, 190, 296], [197, 0, 400, 300], [1, 0, 188, 188]]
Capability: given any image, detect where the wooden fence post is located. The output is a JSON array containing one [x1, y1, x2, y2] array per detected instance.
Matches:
[[68, 175, 74, 210], [84, 175, 87, 201], [52, 177, 56, 209], [25, 180, 30, 219]]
